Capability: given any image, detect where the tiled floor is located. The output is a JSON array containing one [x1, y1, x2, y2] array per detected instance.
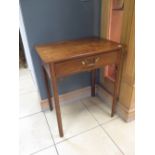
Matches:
[[19, 68, 135, 155]]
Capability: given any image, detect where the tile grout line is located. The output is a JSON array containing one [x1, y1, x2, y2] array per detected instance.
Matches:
[[48, 99, 118, 145], [80, 99, 101, 124], [91, 99, 125, 154], [43, 112, 60, 155], [19, 93, 124, 154], [100, 125, 125, 155], [20, 111, 56, 155], [89, 98, 114, 117], [81, 99, 119, 126], [19, 104, 51, 120], [19, 111, 42, 120], [19, 98, 49, 120], [55, 125, 100, 145], [20, 69, 59, 154], [99, 116, 119, 126], [30, 144, 54, 155], [81, 99, 125, 155], [54, 100, 124, 155], [40, 99, 117, 146]]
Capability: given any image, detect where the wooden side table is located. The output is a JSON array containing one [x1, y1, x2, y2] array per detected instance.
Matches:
[[35, 37, 124, 137]]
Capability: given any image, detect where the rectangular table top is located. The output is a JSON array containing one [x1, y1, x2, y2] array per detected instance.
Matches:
[[35, 37, 122, 63]]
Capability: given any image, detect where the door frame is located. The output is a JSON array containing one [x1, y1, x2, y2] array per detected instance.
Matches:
[[100, 0, 135, 93], [100, 0, 135, 121]]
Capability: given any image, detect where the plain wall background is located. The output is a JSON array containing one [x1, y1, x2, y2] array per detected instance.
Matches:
[[20, 0, 101, 99]]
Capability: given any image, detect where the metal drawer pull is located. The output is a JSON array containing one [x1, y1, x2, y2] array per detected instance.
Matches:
[[87, 63, 95, 67], [82, 61, 86, 65], [81, 61, 96, 67], [81, 57, 100, 66], [95, 57, 100, 62]]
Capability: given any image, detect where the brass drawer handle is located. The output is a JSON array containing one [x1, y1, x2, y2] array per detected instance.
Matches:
[[87, 63, 95, 67], [95, 57, 100, 62], [81, 61, 86, 65], [81, 61, 95, 67], [81, 57, 100, 66]]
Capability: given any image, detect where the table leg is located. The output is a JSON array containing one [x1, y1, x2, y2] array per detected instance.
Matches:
[[91, 69, 96, 97], [42, 66, 53, 111], [111, 64, 120, 117], [50, 64, 64, 137]]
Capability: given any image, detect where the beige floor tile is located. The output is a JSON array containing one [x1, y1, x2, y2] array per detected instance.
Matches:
[[19, 69, 31, 79], [56, 127, 123, 155], [20, 77, 36, 94], [19, 91, 41, 118], [45, 101, 98, 143], [33, 146, 57, 155], [102, 118, 135, 155], [20, 113, 54, 155], [82, 97, 118, 124]]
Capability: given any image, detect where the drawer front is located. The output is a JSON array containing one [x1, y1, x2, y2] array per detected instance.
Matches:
[[55, 51, 120, 78]]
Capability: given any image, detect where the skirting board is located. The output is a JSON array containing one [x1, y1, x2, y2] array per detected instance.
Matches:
[[41, 86, 92, 111], [41, 85, 135, 121]]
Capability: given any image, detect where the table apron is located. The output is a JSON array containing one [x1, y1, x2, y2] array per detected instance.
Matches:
[[54, 50, 121, 78]]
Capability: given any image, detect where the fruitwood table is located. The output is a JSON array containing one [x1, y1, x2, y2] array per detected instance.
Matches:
[[35, 37, 124, 137]]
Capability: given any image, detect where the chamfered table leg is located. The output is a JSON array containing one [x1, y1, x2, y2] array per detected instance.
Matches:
[[111, 64, 120, 117], [42, 65, 53, 111], [91, 69, 96, 97], [50, 64, 64, 137]]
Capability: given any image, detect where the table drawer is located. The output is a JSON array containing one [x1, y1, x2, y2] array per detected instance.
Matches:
[[55, 51, 120, 78]]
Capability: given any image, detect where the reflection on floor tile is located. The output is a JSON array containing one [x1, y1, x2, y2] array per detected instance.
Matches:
[[19, 113, 54, 155], [102, 118, 135, 155], [20, 91, 41, 118], [82, 97, 118, 124], [45, 101, 98, 143], [57, 127, 123, 155], [32, 146, 57, 155]]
